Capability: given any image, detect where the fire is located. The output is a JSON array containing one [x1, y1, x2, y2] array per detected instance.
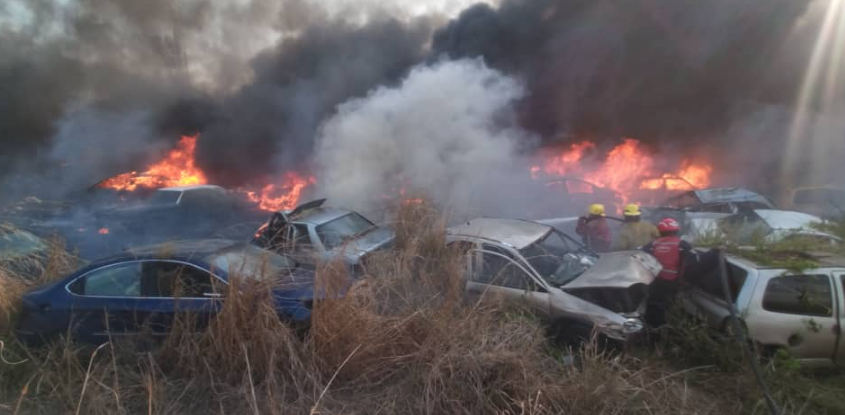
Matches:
[[98, 134, 316, 211], [99, 135, 207, 191], [245, 172, 317, 211], [536, 141, 596, 177], [98, 228, 110, 235], [532, 137, 713, 204], [640, 162, 713, 191]]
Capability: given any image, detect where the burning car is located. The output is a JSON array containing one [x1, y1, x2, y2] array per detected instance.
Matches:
[[252, 199, 395, 272], [446, 218, 661, 341], [685, 209, 842, 246], [96, 185, 266, 244], [16, 240, 319, 345]]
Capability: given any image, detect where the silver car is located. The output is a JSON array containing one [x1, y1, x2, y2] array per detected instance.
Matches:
[[252, 199, 395, 271], [447, 218, 662, 341], [681, 252, 845, 365]]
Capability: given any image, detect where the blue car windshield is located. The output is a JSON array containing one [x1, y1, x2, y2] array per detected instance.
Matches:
[[0, 228, 46, 260], [207, 245, 297, 280], [316, 213, 375, 250]]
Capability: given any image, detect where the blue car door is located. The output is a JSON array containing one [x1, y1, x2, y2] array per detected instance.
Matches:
[[137, 260, 224, 336], [66, 261, 147, 344]]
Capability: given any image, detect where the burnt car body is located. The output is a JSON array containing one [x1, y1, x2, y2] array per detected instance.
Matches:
[[16, 240, 320, 345], [97, 185, 266, 245], [252, 199, 395, 271], [644, 187, 775, 232], [684, 209, 841, 246], [446, 218, 661, 341], [681, 252, 845, 365]]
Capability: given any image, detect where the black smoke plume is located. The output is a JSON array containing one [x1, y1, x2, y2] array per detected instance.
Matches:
[[432, 0, 817, 145]]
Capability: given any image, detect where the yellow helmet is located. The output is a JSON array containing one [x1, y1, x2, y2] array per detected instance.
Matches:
[[588, 204, 605, 216], [623, 203, 641, 216]]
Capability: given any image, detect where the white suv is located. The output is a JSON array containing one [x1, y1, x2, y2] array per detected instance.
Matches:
[[681, 252, 845, 364]]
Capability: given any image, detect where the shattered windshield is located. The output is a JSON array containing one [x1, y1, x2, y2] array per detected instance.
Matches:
[[207, 245, 298, 280], [316, 213, 375, 250], [519, 230, 597, 287]]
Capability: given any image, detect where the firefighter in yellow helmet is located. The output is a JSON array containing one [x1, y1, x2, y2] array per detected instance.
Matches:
[[576, 204, 611, 252], [613, 203, 659, 251]]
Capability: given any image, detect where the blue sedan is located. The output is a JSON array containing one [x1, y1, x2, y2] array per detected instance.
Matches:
[[16, 240, 322, 345]]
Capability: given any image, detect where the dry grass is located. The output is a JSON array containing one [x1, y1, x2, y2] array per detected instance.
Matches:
[[0, 202, 741, 415], [0, 224, 79, 333]]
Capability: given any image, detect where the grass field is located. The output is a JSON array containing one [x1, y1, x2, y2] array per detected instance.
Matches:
[[0, 206, 842, 415]]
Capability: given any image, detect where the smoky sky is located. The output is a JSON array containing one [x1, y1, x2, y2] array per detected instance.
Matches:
[[432, 0, 819, 145], [1, 0, 840, 202], [193, 18, 432, 185]]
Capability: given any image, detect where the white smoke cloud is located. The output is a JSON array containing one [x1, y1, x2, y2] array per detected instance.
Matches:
[[314, 58, 536, 215]]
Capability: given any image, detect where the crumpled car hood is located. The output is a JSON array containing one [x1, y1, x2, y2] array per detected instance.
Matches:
[[564, 251, 660, 289]]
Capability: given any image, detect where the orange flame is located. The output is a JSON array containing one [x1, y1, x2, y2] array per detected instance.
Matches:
[[245, 172, 317, 211], [99, 135, 208, 191], [532, 137, 713, 204], [99, 134, 316, 211], [98, 228, 110, 235]]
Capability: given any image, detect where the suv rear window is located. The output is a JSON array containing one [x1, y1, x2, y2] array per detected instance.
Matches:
[[687, 255, 747, 302], [762, 275, 832, 317]]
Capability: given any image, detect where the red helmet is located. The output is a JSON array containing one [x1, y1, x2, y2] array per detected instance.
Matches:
[[657, 218, 681, 233]]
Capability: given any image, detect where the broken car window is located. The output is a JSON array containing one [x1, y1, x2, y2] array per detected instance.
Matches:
[[292, 224, 313, 251], [479, 245, 535, 290], [520, 230, 596, 287], [316, 213, 375, 250]]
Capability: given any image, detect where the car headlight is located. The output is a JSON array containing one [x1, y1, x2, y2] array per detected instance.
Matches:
[[622, 318, 643, 334]]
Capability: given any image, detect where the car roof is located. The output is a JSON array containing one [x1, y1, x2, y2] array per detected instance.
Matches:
[[159, 185, 225, 192], [448, 218, 551, 249], [290, 207, 351, 226], [88, 239, 242, 266], [694, 187, 772, 206], [726, 251, 845, 270], [753, 209, 823, 229]]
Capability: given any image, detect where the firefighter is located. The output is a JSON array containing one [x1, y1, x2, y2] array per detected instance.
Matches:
[[613, 204, 659, 250], [576, 204, 612, 253], [641, 218, 694, 327]]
